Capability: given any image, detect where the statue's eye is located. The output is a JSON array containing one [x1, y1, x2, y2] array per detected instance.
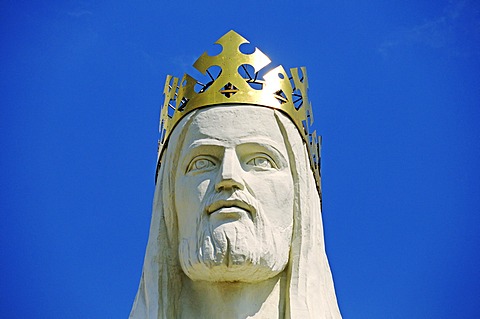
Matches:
[[246, 156, 275, 169], [187, 157, 215, 173]]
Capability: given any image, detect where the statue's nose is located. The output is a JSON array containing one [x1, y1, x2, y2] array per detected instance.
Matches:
[[215, 149, 244, 192]]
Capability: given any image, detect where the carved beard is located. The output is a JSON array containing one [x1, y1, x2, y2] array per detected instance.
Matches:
[[178, 191, 292, 283]]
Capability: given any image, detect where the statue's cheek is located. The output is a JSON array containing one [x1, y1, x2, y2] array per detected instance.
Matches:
[[195, 178, 212, 197], [259, 171, 293, 198], [247, 171, 294, 219]]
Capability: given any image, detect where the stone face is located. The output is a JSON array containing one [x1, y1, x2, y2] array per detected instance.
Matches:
[[175, 106, 294, 284], [130, 105, 342, 318]]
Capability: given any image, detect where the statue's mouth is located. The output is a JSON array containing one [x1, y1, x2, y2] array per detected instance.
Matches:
[[206, 199, 255, 218]]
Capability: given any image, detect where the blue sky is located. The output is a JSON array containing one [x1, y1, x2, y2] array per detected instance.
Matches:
[[2, 1, 479, 318]]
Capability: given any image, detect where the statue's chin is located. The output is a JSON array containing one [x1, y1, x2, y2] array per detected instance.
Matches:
[[178, 222, 291, 283], [180, 255, 287, 283]]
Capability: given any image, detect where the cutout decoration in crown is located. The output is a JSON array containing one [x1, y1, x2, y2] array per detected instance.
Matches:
[[157, 30, 321, 191]]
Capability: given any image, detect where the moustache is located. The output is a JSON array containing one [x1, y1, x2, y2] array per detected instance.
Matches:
[[204, 190, 258, 219]]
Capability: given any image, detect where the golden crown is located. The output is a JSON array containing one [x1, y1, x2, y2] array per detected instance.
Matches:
[[157, 30, 321, 190]]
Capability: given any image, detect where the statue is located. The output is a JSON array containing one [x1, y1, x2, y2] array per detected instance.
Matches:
[[130, 30, 341, 319]]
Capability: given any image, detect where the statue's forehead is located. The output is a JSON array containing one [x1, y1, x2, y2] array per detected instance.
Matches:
[[186, 105, 284, 143]]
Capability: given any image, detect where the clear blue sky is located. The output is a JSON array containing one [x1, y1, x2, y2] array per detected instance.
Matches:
[[2, 1, 479, 318]]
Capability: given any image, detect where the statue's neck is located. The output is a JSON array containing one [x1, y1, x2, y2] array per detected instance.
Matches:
[[179, 272, 286, 319]]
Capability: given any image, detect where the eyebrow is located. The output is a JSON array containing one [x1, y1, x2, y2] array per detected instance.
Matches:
[[187, 137, 284, 149], [186, 139, 227, 149]]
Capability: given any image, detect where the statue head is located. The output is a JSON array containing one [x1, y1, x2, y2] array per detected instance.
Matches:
[[175, 105, 294, 283], [130, 30, 340, 319]]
